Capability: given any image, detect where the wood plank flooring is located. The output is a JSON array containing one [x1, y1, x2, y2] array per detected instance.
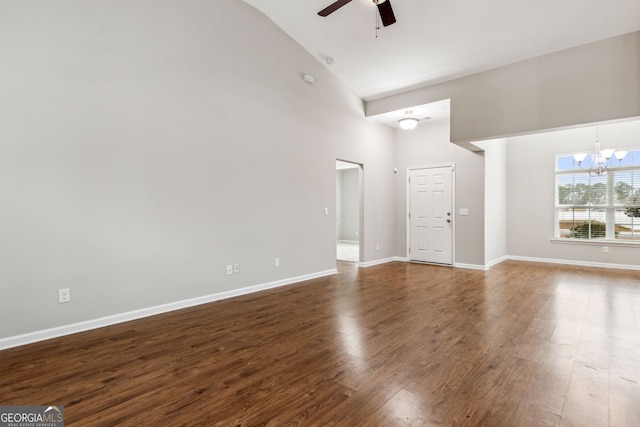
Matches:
[[1, 260, 640, 426]]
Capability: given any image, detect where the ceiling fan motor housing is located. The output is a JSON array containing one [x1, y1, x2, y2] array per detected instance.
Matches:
[[318, 0, 396, 27]]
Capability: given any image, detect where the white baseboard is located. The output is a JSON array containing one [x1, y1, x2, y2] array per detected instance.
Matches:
[[359, 257, 397, 267], [351, 253, 638, 272], [507, 255, 640, 271], [457, 255, 640, 271], [486, 255, 510, 268], [454, 262, 490, 270], [0, 269, 337, 351], [393, 253, 639, 272]]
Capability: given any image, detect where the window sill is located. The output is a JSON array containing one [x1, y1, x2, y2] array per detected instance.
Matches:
[[551, 238, 640, 248]]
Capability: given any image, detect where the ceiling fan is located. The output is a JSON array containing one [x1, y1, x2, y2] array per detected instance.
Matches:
[[318, 0, 397, 27]]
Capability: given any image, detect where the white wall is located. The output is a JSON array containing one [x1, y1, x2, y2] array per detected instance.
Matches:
[[0, 0, 396, 340], [336, 168, 359, 241], [336, 170, 343, 240], [507, 120, 640, 267], [394, 119, 486, 267], [475, 139, 508, 266]]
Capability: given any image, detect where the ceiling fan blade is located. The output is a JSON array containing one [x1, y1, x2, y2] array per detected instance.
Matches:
[[377, 0, 396, 27], [318, 0, 354, 17]]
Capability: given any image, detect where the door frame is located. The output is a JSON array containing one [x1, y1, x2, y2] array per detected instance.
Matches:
[[336, 159, 364, 264], [406, 163, 456, 265]]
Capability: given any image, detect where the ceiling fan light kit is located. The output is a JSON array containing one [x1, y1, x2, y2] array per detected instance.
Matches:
[[398, 111, 419, 130]]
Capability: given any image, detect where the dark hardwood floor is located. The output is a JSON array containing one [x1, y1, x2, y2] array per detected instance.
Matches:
[[1, 261, 640, 426]]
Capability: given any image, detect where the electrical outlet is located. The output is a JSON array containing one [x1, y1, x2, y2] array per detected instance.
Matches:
[[275, 258, 280, 267], [603, 246, 609, 253], [233, 264, 240, 273], [226, 265, 233, 275], [376, 243, 380, 251], [58, 288, 70, 304]]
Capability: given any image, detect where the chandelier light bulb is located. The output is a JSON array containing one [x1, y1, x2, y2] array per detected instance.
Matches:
[[577, 126, 626, 176], [398, 110, 419, 130]]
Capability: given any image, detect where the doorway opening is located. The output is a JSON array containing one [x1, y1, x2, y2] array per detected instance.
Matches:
[[336, 160, 363, 263]]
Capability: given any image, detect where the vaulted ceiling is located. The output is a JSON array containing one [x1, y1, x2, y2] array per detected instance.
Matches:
[[242, 0, 640, 103]]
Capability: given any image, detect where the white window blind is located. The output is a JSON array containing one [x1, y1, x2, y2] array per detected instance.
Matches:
[[555, 149, 640, 242]]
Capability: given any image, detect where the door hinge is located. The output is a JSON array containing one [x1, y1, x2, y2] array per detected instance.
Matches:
[[408, 212, 411, 218], [409, 247, 411, 254]]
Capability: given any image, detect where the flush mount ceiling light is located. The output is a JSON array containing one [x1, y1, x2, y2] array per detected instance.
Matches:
[[398, 110, 419, 130], [573, 126, 627, 176]]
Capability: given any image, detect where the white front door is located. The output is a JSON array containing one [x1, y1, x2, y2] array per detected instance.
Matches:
[[409, 166, 453, 264]]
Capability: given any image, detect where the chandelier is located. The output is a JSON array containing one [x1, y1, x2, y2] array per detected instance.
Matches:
[[573, 127, 627, 176]]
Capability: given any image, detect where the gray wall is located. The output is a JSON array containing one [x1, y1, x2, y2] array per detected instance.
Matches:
[[3, 0, 638, 343], [378, 31, 640, 268], [394, 119, 486, 267], [367, 31, 640, 148], [507, 120, 640, 267], [0, 0, 396, 339]]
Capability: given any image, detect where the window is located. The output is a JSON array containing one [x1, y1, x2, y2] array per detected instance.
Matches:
[[555, 149, 640, 242]]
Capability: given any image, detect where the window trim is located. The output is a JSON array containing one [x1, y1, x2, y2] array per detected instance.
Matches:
[[554, 149, 640, 245], [550, 237, 640, 247]]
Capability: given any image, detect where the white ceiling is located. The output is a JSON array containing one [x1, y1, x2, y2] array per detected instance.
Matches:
[[242, 0, 640, 106], [365, 98, 450, 128]]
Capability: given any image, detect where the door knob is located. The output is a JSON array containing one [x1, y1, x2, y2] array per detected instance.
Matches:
[[447, 219, 451, 223]]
